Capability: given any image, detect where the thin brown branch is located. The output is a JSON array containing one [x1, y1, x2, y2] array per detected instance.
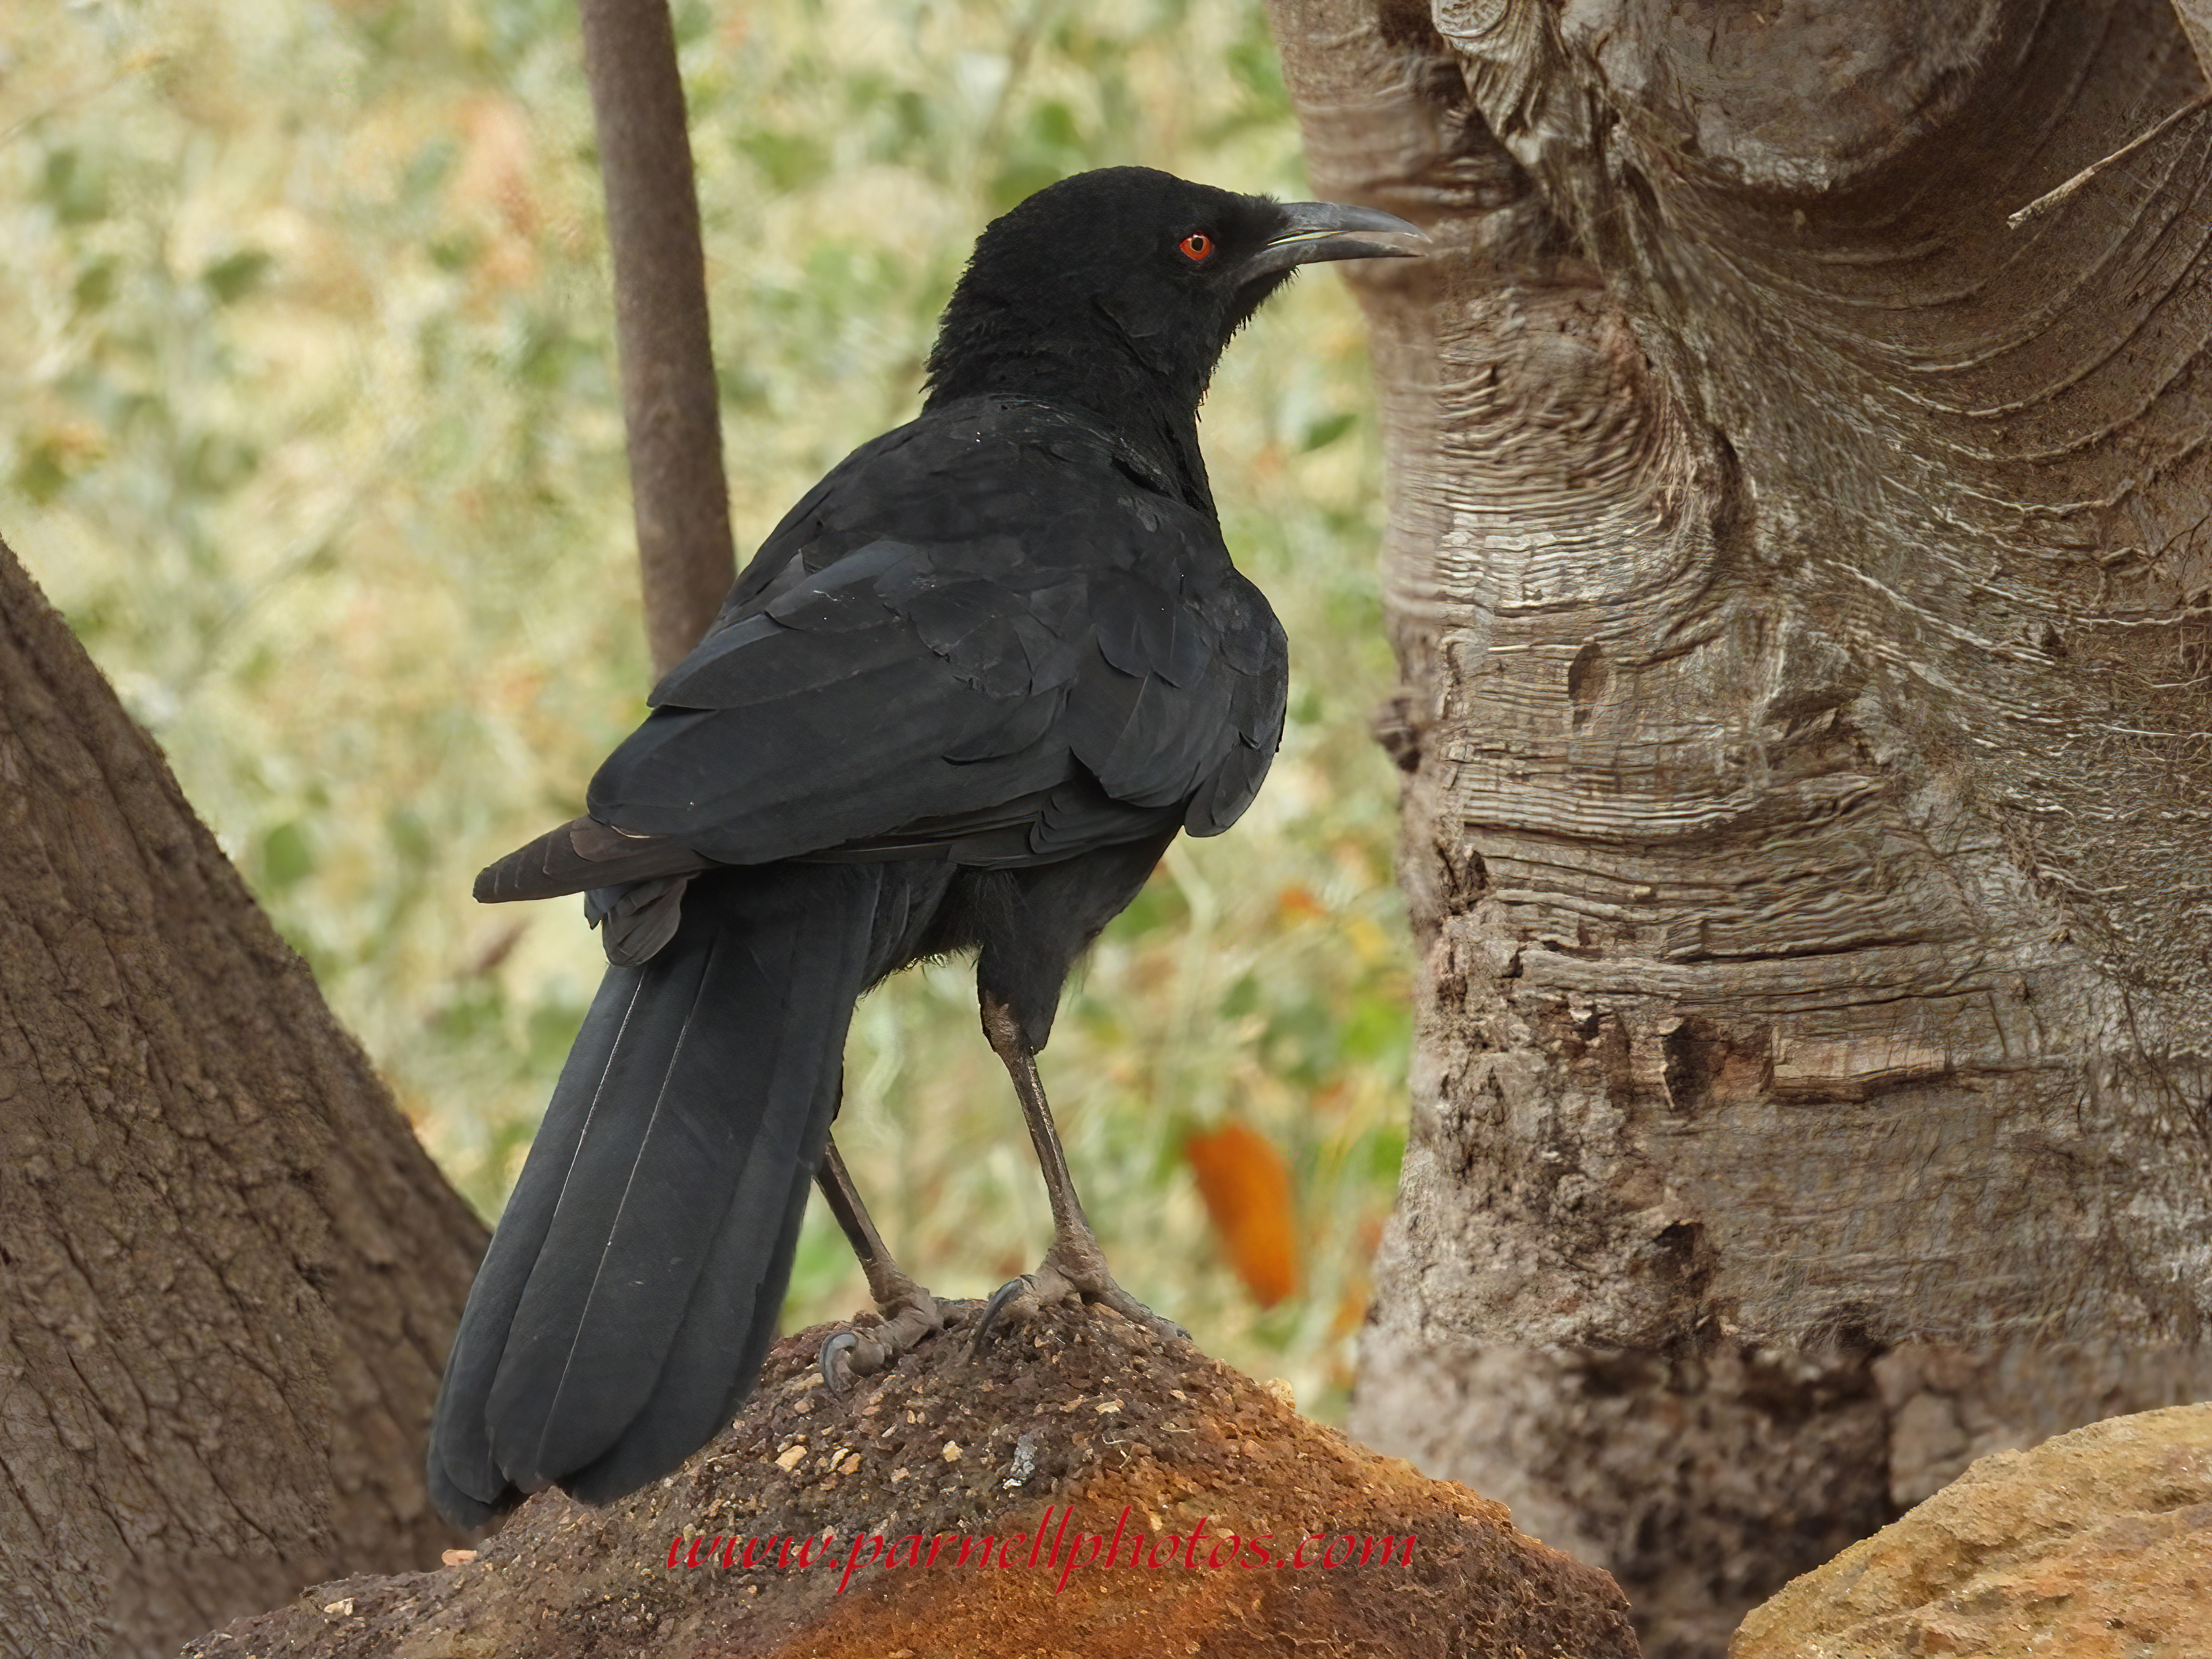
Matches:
[[577, 0, 736, 677]]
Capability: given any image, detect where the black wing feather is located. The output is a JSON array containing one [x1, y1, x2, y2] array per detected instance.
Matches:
[[489, 396, 1285, 894]]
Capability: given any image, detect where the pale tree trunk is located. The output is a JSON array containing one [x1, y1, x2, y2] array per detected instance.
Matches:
[[0, 537, 486, 1658], [1267, 0, 2212, 1652]]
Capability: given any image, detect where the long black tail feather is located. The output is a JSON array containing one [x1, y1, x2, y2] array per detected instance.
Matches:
[[428, 863, 884, 1527]]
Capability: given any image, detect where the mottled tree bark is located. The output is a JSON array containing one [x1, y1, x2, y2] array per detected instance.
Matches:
[[1267, 0, 2212, 1651], [0, 537, 487, 1658]]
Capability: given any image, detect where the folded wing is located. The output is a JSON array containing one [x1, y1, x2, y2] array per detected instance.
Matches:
[[573, 397, 1286, 876]]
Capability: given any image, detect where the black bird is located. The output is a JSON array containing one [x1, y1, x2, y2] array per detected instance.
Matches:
[[427, 166, 1419, 1527]]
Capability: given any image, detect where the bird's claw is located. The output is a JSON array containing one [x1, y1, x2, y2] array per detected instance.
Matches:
[[972, 1247, 1188, 1352], [818, 1292, 950, 1394], [819, 1331, 864, 1394], [972, 1274, 1037, 1351]]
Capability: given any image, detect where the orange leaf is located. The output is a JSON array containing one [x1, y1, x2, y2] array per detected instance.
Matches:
[[1184, 1122, 1299, 1308]]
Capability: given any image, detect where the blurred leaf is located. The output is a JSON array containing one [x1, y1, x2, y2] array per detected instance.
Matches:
[[1219, 972, 1261, 1019], [180, 431, 258, 496], [14, 439, 73, 506], [1226, 26, 1289, 106], [433, 984, 505, 1046], [1359, 1124, 1407, 1184], [1106, 868, 1187, 938], [987, 158, 1064, 216], [388, 806, 434, 871], [1186, 1120, 1299, 1308], [1300, 410, 1355, 452], [671, 0, 715, 47], [1341, 985, 1411, 1062], [739, 130, 830, 192], [258, 820, 315, 891], [516, 313, 589, 388], [429, 232, 479, 273], [403, 138, 461, 202], [203, 250, 273, 306], [526, 997, 588, 1070], [73, 258, 119, 312], [39, 148, 108, 225]]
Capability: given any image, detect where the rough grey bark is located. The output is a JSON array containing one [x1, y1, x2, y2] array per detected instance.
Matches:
[[0, 536, 487, 1658], [579, 0, 736, 678], [1266, 0, 2212, 1652]]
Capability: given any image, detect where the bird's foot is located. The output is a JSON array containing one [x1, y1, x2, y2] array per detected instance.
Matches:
[[973, 1227, 1188, 1350], [820, 1282, 952, 1394]]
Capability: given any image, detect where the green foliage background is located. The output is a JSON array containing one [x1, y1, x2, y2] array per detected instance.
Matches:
[[3, 0, 1409, 1415]]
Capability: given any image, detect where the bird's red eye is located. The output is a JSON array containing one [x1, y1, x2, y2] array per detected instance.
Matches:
[[1178, 232, 1214, 262]]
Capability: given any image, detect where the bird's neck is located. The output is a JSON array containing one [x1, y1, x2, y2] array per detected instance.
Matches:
[[925, 332, 1220, 518]]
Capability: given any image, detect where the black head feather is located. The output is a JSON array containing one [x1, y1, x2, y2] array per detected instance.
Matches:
[[923, 168, 1419, 510]]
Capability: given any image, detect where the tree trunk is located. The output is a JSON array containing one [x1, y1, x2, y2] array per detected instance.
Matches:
[[1267, 0, 2212, 1652], [0, 536, 487, 1659]]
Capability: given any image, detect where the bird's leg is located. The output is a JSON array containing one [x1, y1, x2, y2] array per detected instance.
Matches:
[[814, 1135, 947, 1391], [973, 993, 1188, 1348]]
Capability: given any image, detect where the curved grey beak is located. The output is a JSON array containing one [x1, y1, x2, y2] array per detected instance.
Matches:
[[1241, 200, 1427, 281]]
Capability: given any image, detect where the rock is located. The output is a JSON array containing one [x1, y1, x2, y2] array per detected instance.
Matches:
[[187, 1300, 1639, 1658], [1731, 1402, 2212, 1658]]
